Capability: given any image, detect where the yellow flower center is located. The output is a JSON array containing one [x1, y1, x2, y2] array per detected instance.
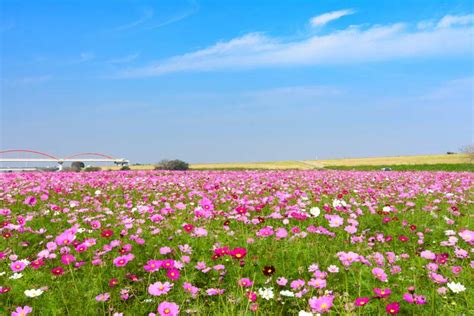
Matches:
[[164, 308, 170, 314]]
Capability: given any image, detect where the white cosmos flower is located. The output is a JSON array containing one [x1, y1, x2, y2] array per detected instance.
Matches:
[[25, 288, 44, 297], [0, 271, 5, 276], [309, 207, 321, 217], [447, 282, 466, 293], [280, 290, 295, 297], [382, 206, 392, 213], [9, 273, 23, 279], [298, 311, 314, 316], [332, 199, 347, 208], [258, 287, 274, 300]]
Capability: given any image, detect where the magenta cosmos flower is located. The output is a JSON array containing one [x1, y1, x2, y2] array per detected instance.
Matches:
[[355, 297, 370, 306], [309, 295, 334, 313], [157, 301, 179, 316], [161, 259, 175, 270], [148, 282, 173, 296], [12, 305, 33, 316], [238, 278, 254, 287], [10, 261, 26, 272], [374, 288, 391, 298], [230, 247, 247, 260], [385, 302, 400, 314], [166, 268, 180, 281]]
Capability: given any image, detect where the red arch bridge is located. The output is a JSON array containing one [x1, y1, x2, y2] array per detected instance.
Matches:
[[0, 149, 129, 171]]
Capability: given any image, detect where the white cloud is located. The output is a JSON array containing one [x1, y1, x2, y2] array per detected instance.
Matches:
[[117, 14, 473, 78], [437, 14, 474, 28], [310, 9, 355, 27]]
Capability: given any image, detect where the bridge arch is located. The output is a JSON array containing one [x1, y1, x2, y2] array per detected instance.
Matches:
[[0, 149, 59, 160], [65, 152, 116, 160]]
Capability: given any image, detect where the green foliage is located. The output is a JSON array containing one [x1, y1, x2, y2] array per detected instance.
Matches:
[[70, 161, 85, 172], [83, 166, 102, 172], [155, 159, 189, 170]]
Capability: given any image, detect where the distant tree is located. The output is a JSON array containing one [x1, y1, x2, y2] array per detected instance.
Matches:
[[460, 144, 474, 162], [120, 165, 131, 171], [83, 166, 101, 172], [71, 161, 85, 172], [155, 159, 189, 170]]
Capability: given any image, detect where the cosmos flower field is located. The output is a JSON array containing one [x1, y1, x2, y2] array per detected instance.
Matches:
[[1, 170, 473, 316]]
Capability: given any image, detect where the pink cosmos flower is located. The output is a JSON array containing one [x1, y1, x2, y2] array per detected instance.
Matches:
[[372, 268, 388, 282], [308, 278, 326, 289], [61, 254, 76, 265], [374, 288, 391, 298], [157, 301, 179, 316], [459, 229, 473, 245], [309, 295, 334, 313], [290, 279, 305, 290], [95, 293, 110, 302], [276, 277, 288, 286], [148, 281, 173, 296], [403, 293, 415, 303], [414, 294, 427, 305], [451, 266, 462, 275], [12, 305, 33, 316], [275, 228, 288, 239], [420, 250, 436, 260], [429, 272, 448, 284], [113, 254, 134, 267], [325, 214, 344, 228], [238, 278, 254, 287], [206, 288, 225, 296], [160, 247, 172, 255], [144, 260, 161, 272], [90, 220, 101, 229], [246, 291, 257, 302], [183, 282, 199, 298], [10, 261, 26, 272]]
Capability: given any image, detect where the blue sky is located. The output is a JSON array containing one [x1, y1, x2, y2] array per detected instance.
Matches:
[[1, 0, 473, 163]]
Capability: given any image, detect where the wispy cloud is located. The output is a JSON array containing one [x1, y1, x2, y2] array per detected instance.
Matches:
[[69, 52, 95, 64], [437, 14, 474, 28], [113, 8, 154, 31], [310, 9, 355, 27], [116, 13, 473, 78], [107, 52, 140, 64], [147, 0, 199, 30], [109, 0, 198, 32]]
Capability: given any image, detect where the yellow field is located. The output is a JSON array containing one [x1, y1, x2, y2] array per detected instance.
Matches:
[[103, 154, 471, 170]]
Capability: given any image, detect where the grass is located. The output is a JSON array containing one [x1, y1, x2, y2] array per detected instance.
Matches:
[[325, 163, 474, 172], [2, 171, 473, 315], [104, 154, 473, 171]]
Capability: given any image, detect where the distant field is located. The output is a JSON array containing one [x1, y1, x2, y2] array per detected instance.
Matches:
[[103, 154, 472, 171]]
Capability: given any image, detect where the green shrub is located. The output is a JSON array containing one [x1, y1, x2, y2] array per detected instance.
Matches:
[[83, 166, 101, 172], [154, 159, 189, 170]]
